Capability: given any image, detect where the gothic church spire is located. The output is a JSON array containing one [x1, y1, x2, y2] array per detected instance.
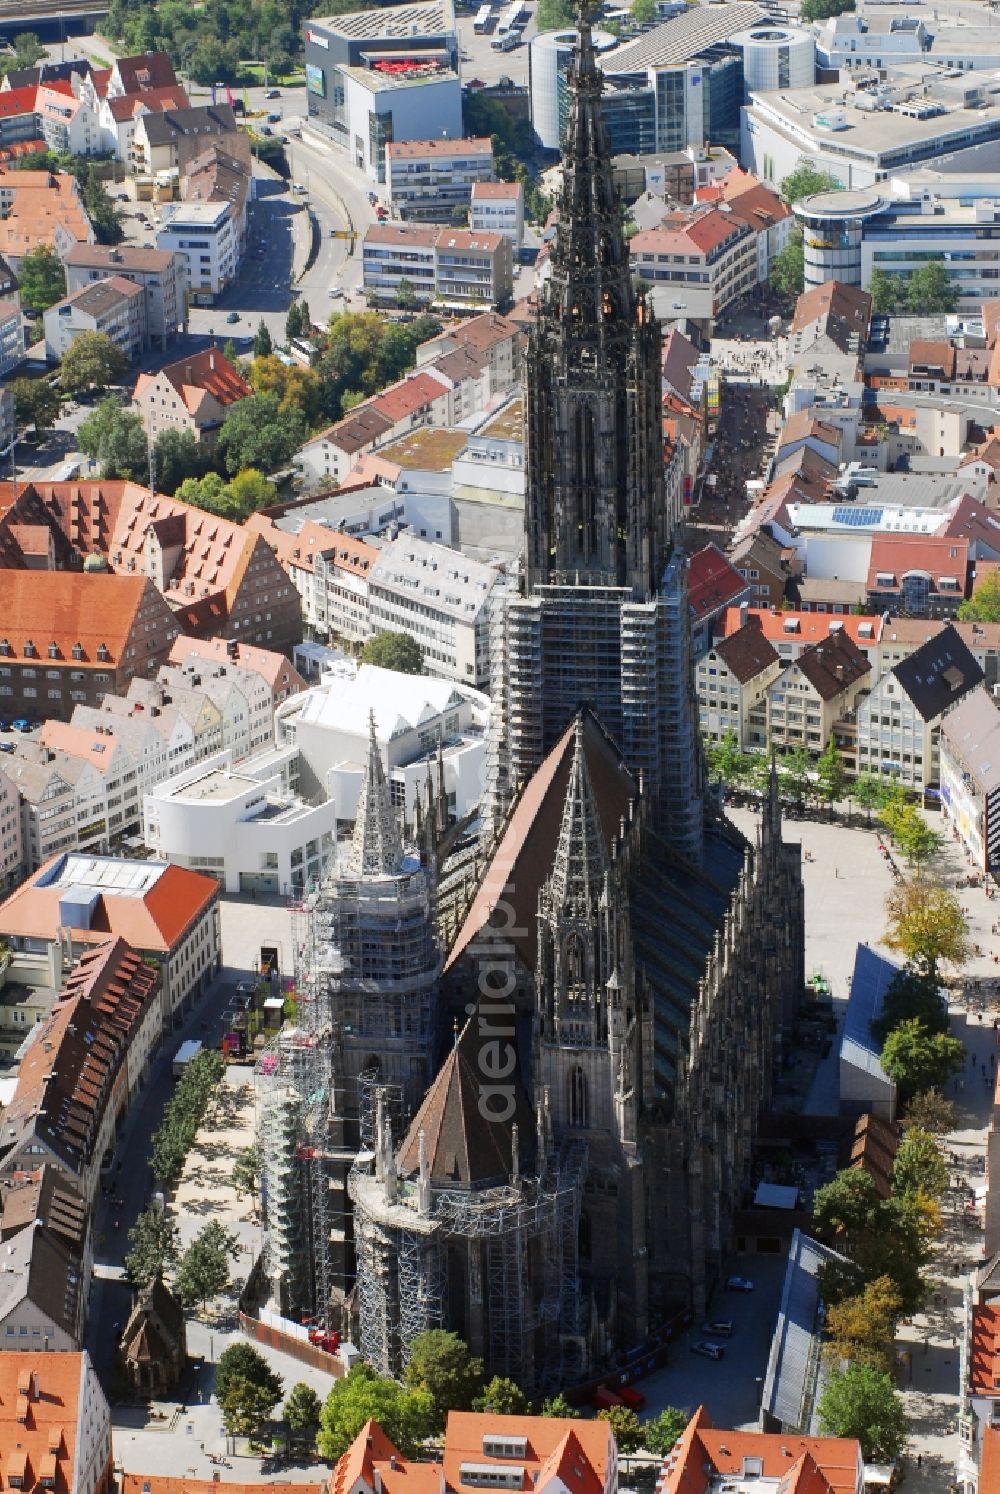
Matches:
[[548, 716, 608, 914], [347, 710, 402, 878]]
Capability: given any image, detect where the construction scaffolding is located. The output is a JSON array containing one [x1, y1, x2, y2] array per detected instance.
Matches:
[[349, 1135, 588, 1394]]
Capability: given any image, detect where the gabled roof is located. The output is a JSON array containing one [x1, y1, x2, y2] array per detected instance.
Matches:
[[442, 1414, 615, 1494], [445, 710, 636, 974], [659, 1407, 861, 1493], [791, 627, 870, 701], [790, 280, 872, 354], [777, 409, 841, 452], [890, 622, 984, 721], [867, 533, 970, 595], [0, 1353, 95, 1488], [972, 1304, 1000, 1394], [0, 570, 171, 670], [113, 51, 178, 94], [396, 1008, 534, 1187], [722, 606, 882, 652], [688, 543, 749, 620], [134, 347, 250, 414], [909, 339, 956, 379], [712, 621, 780, 684]]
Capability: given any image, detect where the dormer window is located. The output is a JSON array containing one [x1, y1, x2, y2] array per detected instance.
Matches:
[[23, 639, 36, 658], [96, 643, 111, 662], [72, 643, 84, 660], [48, 642, 59, 659], [0, 640, 9, 656]]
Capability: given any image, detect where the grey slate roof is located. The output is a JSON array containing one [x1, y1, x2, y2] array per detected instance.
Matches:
[[892, 622, 984, 722]]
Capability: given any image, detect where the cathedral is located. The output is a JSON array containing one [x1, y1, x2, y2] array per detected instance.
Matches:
[[264, 2, 804, 1395]]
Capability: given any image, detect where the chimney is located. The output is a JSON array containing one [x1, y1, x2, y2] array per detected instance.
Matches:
[[210, 351, 215, 370], [739, 600, 749, 630]]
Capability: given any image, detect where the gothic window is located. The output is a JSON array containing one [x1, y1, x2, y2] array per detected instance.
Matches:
[[568, 1064, 589, 1129], [564, 933, 586, 1004]]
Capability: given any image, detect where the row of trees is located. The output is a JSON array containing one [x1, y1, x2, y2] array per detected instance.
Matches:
[[705, 733, 849, 812], [149, 1048, 227, 1188], [870, 263, 957, 316], [125, 1205, 242, 1311]]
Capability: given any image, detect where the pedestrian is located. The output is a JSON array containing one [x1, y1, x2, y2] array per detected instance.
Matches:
[[917, 1455, 923, 1469]]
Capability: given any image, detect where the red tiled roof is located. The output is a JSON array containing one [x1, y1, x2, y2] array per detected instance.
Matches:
[[0, 570, 165, 669], [0, 1353, 99, 1490], [659, 1408, 861, 1494], [688, 543, 749, 619], [370, 371, 448, 424], [133, 347, 249, 414], [721, 606, 883, 652], [867, 534, 970, 594], [981, 1426, 1000, 1493], [973, 1305, 1000, 1395]]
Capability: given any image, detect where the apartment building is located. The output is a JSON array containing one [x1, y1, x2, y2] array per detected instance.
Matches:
[[660, 1408, 862, 1494], [0, 764, 22, 891], [630, 206, 756, 323], [130, 102, 239, 175], [169, 636, 304, 715], [35, 84, 101, 155], [94, 83, 189, 159], [0, 572, 180, 723], [0, 852, 220, 1026], [386, 136, 493, 221], [245, 516, 379, 642], [368, 535, 500, 687], [856, 623, 984, 791], [133, 346, 250, 446], [768, 627, 872, 759], [0, 1353, 112, 1494], [688, 543, 751, 656], [62, 244, 184, 348], [940, 685, 1000, 873], [362, 222, 514, 310], [696, 621, 781, 749], [0, 1167, 89, 1350], [866, 534, 970, 619], [43, 274, 147, 362], [157, 198, 240, 302], [470, 180, 524, 246], [297, 371, 451, 485], [0, 165, 94, 269], [4, 746, 118, 870]]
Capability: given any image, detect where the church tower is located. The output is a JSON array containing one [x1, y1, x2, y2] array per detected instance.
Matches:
[[490, 0, 702, 858]]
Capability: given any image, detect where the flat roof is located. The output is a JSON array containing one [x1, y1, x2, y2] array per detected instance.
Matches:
[[341, 61, 458, 93], [171, 766, 260, 802], [377, 425, 469, 470], [159, 200, 228, 227], [749, 84, 1000, 160], [480, 396, 523, 442], [308, 0, 454, 40]]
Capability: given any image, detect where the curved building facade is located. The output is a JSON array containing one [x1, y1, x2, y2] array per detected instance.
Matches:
[[530, 26, 616, 149], [794, 187, 885, 290], [732, 25, 815, 93]]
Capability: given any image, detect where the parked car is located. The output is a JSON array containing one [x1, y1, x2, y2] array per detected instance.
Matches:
[[0, 720, 8, 732], [267, 111, 281, 122], [226, 310, 240, 323], [726, 1276, 754, 1292], [265, 87, 280, 98], [616, 1384, 646, 1411], [0, 742, 13, 753], [700, 1319, 734, 1337], [11, 719, 30, 732], [691, 1340, 725, 1360], [259, 125, 272, 136]]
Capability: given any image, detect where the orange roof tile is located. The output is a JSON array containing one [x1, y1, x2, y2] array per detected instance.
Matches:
[[0, 570, 165, 669], [124, 1481, 322, 1494], [972, 1305, 1000, 1394], [443, 1413, 614, 1494], [721, 606, 882, 652], [659, 1409, 861, 1494], [0, 1351, 100, 1491], [981, 1426, 1000, 1493], [167, 633, 306, 692]]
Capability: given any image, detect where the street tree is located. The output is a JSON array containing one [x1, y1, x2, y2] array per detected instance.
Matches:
[[781, 746, 816, 810], [123, 1205, 181, 1289], [880, 1018, 965, 1100], [285, 301, 305, 341], [812, 1169, 883, 1253], [597, 1406, 642, 1454], [11, 32, 44, 68], [903, 1087, 957, 1135], [360, 630, 424, 674], [884, 877, 971, 982], [641, 1408, 690, 1455], [959, 571, 1000, 623], [93, 409, 148, 480], [318, 1364, 434, 1460], [868, 267, 902, 315], [632, 0, 657, 20], [80, 167, 124, 245], [405, 1330, 484, 1431], [705, 730, 752, 789], [17, 243, 66, 312], [220, 1377, 281, 1438], [818, 1364, 908, 1462], [816, 739, 847, 815], [224, 468, 277, 519], [870, 967, 948, 1044], [535, 0, 575, 29], [799, 0, 855, 21], [853, 773, 886, 825], [232, 1144, 260, 1209], [216, 1342, 283, 1405], [284, 1382, 322, 1450], [893, 1126, 948, 1200], [217, 393, 306, 475], [11, 376, 60, 435], [154, 428, 208, 494], [768, 231, 804, 300], [906, 261, 956, 314], [396, 277, 417, 311], [824, 1275, 902, 1373], [780, 164, 841, 204], [473, 1377, 528, 1415], [540, 1394, 579, 1417], [58, 331, 129, 395], [174, 1220, 240, 1313]]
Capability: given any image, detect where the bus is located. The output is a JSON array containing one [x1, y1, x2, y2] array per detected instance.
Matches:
[[474, 4, 493, 31], [497, 1, 524, 33]]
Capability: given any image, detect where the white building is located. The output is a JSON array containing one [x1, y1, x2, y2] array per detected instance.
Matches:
[[275, 662, 490, 828], [815, 12, 930, 72], [732, 24, 814, 92], [368, 534, 500, 687], [342, 64, 463, 185], [157, 199, 240, 302], [43, 275, 147, 362], [362, 223, 514, 311], [387, 137, 494, 222], [470, 179, 524, 247], [940, 686, 1000, 875], [143, 745, 339, 895], [0, 764, 22, 894], [62, 244, 184, 350]]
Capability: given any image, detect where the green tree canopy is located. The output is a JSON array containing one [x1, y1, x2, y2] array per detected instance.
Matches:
[[824, 1275, 902, 1373], [905, 261, 957, 314], [903, 1087, 957, 1134], [11, 376, 60, 435], [123, 1205, 180, 1289], [869, 268, 901, 316], [473, 1376, 529, 1415], [175, 1220, 240, 1312], [767, 230, 804, 300], [816, 739, 848, 812], [884, 876, 970, 982], [154, 427, 209, 494], [798, 0, 855, 21], [632, 0, 657, 21], [360, 630, 424, 675], [780, 165, 842, 204], [18, 243, 66, 312], [705, 730, 754, 789], [78, 403, 148, 480], [871, 967, 948, 1045], [881, 1018, 965, 1100], [220, 1377, 281, 1437], [642, 1408, 690, 1455], [818, 1364, 908, 1462], [11, 32, 44, 68], [58, 331, 129, 395], [284, 1381, 323, 1446], [893, 1126, 948, 1200], [253, 319, 273, 357], [853, 773, 887, 823], [959, 570, 1000, 623], [536, 0, 575, 29], [405, 1330, 484, 1432], [232, 1144, 261, 1207], [80, 167, 124, 245], [216, 1342, 283, 1404], [540, 1394, 580, 1417], [317, 1364, 434, 1461], [217, 393, 306, 475], [597, 1406, 642, 1454]]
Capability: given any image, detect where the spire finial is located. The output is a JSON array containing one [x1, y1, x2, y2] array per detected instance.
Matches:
[[346, 708, 403, 877]]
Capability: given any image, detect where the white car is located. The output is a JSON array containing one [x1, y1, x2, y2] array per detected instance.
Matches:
[[691, 1340, 725, 1360]]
